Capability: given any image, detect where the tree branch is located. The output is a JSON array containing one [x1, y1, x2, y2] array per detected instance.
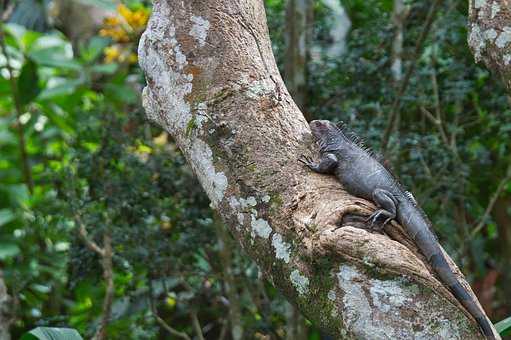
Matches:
[[468, 0, 511, 94], [381, 0, 442, 152], [471, 164, 511, 238], [74, 213, 105, 257], [93, 233, 114, 340], [74, 213, 114, 340], [0, 24, 34, 193], [138, 1, 490, 337]]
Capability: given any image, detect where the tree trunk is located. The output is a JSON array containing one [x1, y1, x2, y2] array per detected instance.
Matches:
[[284, 0, 312, 114], [468, 0, 511, 93], [214, 216, 243, 340], [321, 0, 351, 59], [284, 302, 307, 340], [468, 0, 511, 323], [391, 0, 407, 83], [0, 271, 11, 340], [138, 0, 494, 337]]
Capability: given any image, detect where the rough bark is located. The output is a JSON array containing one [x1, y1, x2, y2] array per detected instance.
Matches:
[[138, 0, 494, 337], [468, 0, 511, 93]]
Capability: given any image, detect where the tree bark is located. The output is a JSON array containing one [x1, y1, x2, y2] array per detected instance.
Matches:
[[468, 0, 511, 93], [138, 0, 494, 337], [468, 0, 511, 323]]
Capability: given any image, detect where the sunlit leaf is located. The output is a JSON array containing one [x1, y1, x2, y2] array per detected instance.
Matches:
[[38, 79, 85, 100], [20, 327, 83, 340], [496, 316, 511, 336], [0, 209, 15, 227], [29, 45, 80, 70], [0, 242, 21, 260], [90, 63, 118, 75]]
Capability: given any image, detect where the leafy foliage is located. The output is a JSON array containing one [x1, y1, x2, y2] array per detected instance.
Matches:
[[1, 0, 510, 339]]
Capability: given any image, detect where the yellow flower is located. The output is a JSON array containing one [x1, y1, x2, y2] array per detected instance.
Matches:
[[104, 46, 120, 63], [116, 4, 149, 30], [99, 28, 112, 37], [128, 10, 149, 29], [117, 4, 133, 22], [127, 53, 138, 64], [103, 16, 120, 26]]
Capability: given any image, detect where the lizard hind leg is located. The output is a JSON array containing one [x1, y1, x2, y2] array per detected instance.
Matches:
[[365, 188, 397, 230]]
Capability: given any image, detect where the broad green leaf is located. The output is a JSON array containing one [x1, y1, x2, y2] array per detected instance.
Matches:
[[90, 63, 118, 75], [0, 242, 20, 260], [20, 327, 83, 340], [0, 130, 16, 145], [496, 316, 511, 336], [3, 23, 27, 50], [18, 59, 41, 106], [0, 76, 10, 96], [29, 47, 82, 70], [0, 209, 15, 227], [29, 44, 80, 70], [38, 78, 85, 100]]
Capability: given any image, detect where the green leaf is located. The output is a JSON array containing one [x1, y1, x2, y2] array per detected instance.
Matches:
[[90, 63, 118, 75], [3, 23, 27, 50], [0, 209, 15, 227], [496, 316, 511, 336], [29, 46, 80, 70], [81, 37, 110, 62], [29, 35, 72, 56], [18, 58, 40, 106], [0, 242, 20, 260], [38, 78, 85, 100], [20, 327, 83, 340]]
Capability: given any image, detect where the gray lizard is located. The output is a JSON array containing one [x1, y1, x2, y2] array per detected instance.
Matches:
[[299, 119, 495, 338]]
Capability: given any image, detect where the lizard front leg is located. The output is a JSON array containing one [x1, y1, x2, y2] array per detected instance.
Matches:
[[366, 188, 397, 229], [299, 153, 338, 174]]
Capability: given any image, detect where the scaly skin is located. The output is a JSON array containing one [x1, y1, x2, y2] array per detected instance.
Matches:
[[299, 120, 495, 338]]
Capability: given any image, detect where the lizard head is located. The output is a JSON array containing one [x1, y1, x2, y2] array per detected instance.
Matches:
[[310, 120, 348, 152]]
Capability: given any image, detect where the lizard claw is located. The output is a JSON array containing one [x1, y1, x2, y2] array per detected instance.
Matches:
[[365, 211, 384, 230], [298, 155, 315, 168], [365, 210, 395, 231]]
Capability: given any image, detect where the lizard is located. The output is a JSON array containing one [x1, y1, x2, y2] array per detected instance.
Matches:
[[299, 119, 495, 338]]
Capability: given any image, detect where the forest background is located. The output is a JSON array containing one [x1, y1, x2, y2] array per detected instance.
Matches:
[[0, 0, 510, 339]]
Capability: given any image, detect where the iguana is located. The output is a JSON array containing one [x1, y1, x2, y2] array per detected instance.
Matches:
[[299, 119, 495, 338]]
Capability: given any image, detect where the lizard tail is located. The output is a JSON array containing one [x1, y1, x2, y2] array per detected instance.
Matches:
[[399, 201, 496, 338], [430, 253, 496, 339]]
